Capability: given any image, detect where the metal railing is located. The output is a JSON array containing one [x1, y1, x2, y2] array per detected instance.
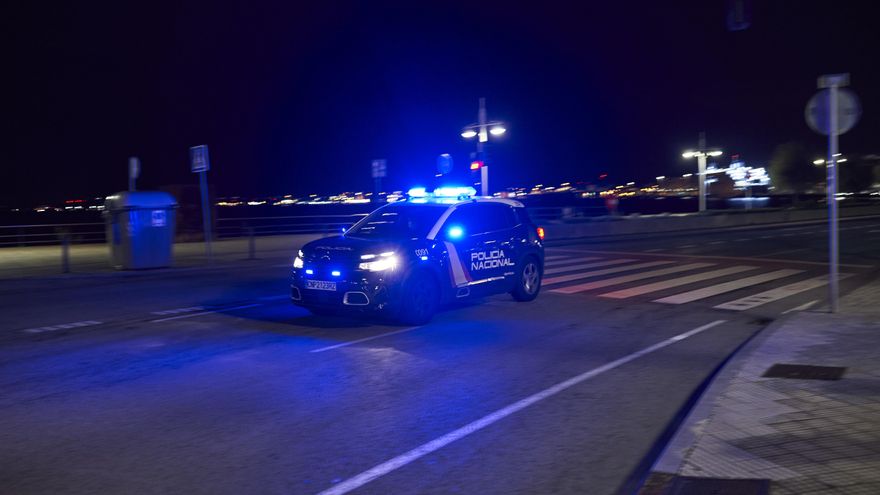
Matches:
[[0, 222, 105, 247], [215, 214, 368, 238], [0, 208, 598, 249]]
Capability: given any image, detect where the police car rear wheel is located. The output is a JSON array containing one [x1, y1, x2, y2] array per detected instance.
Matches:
[[512, 257, 541, 301], [397, 271, 439, 325]]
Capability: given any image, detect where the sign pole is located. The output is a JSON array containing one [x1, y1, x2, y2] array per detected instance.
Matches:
[[827, 82, 840, 313], [807, 74, 859, 313], [199, 169, 213, 259], [190, 145, 213, 261], [128, 156, 140, 192], [698, 132, 707, 212], [478, 97, 488, 197]]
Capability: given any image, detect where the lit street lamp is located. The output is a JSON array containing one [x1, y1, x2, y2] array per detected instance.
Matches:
[[461, 97, 506, 196], [682, 132, 722, 212]]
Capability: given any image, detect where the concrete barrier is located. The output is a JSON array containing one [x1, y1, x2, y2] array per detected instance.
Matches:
[[543, 205, 880, 241]]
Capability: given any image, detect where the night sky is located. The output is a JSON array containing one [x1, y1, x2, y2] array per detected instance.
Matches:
[[6, 1, 880, 206]]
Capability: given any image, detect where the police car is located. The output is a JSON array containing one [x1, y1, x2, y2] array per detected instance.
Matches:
[[290, 186, 545, 324]]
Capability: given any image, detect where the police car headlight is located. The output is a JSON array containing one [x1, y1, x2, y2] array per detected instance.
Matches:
[[358, 254, 398, 272], [293, 250, 304, 269]]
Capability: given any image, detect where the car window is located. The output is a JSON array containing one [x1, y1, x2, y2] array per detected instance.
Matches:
[[346, 204, 447, 239], [443, 203, 515, 238]]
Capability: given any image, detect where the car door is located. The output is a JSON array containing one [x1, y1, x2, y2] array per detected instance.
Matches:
[[440, 203, 517, 295]]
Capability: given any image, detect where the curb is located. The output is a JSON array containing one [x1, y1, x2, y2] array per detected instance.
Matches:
[[617, 313, 796, 494]]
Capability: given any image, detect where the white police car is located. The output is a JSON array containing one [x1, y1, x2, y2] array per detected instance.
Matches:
[[290, 187, 545, 324]]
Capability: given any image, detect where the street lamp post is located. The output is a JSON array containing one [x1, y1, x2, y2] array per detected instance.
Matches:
[[461, 98, 506, 197], [682, 132, 722, 212]]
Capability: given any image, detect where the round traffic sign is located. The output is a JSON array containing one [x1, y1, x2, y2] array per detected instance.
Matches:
[[805, 88, 861, 136], [436, 153, 454, 175]]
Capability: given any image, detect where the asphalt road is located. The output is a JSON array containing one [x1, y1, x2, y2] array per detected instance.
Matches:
[[1, 218, 878, 494]]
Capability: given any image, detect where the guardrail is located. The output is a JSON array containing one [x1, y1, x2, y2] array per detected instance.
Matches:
[[0, 222, 105, 247], [216, 214, 369, 238]]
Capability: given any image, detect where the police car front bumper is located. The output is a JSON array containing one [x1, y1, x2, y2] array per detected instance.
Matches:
[[290, 268, 404, 313]]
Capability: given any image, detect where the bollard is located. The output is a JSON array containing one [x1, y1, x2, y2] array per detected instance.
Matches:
[[248, 227, 256, 260], [61, 233, 71, 273]]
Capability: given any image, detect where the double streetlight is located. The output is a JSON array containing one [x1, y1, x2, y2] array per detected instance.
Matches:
[[682, 132, 723, 212], [461, 97, 506, 196]]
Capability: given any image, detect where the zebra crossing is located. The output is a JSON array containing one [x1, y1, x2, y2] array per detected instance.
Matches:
[[540, 253, 855, 311]]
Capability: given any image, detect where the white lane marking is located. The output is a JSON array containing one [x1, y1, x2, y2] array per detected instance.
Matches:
[[314, 320, 728, 495], [543, 259, 634, 275], [150, 306, 206, 316], [677, 245, 696, 249], [734, 238, 750, 242], [310, 327, 421, 353], [558, 249, 875, 269], [23, 320, 103, 334], [543, 261, 674, 286], [714, 274, 852, 311], [599, 265, 757, 299], [551, 262, 715, 295], [869, 230, 880, 233], [544, 255, 569, 261], [151, 304, 263, 323], [643, 248, 665, 253], [654, 269, 803, 305], [782, 299, 819, 314], [708, 241, 726, 245], [544, 256, 600, 267]]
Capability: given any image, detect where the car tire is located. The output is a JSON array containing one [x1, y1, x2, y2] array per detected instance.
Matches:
[[396, 271, 439, 325], [511, 256, 541, 302]]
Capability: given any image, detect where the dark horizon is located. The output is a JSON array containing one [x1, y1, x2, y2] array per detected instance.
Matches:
[[6, 1, 880, 206]]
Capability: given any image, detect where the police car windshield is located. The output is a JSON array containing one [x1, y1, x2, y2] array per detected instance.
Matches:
[[346, 204, 446, 240]]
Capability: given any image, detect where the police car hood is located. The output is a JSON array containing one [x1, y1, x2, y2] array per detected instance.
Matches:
[[302, 235, 404, 262]]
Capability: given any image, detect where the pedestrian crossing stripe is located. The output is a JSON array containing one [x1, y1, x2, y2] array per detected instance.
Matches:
[[713, 274, 852, 311], [543, 258, 634, 275], [550, 262, 716, 294], [598, 265, 757, 299], [543, 256, 601, 268], [543, 260, 673, 286], [653, 269, 803, 305]]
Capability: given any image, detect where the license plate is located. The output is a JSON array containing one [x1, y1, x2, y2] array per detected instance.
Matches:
[[306, 280, 336, 291]]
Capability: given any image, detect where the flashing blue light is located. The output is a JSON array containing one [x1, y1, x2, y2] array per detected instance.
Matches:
[[331, 270, 341, 277], [447, 225, 464, 239], [434, 186, 477, 199], [407, 187, 428, 198], [420, 255, 429, 261], [305, 269, 314, 275]]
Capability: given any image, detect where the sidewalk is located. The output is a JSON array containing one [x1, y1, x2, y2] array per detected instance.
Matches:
[[0, 234, 327, 279], [642, 283, 880, 494]]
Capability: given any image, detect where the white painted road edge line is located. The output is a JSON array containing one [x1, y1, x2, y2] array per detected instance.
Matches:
[[782, 299, 819, 314], [151, 303, 263, 323], [310, 326, 422, 353], [23, 320, 103, 334], [314, 319, 728, 495]]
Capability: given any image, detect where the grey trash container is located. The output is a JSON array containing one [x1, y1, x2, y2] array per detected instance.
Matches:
[[103, 191, 177, 269]]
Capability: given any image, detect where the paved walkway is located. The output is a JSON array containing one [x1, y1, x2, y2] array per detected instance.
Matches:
[[645, 282, 880, 494]]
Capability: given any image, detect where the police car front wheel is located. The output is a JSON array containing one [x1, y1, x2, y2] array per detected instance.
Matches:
[[396, 271, 440, 325], [511, 256, 541, 302]]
